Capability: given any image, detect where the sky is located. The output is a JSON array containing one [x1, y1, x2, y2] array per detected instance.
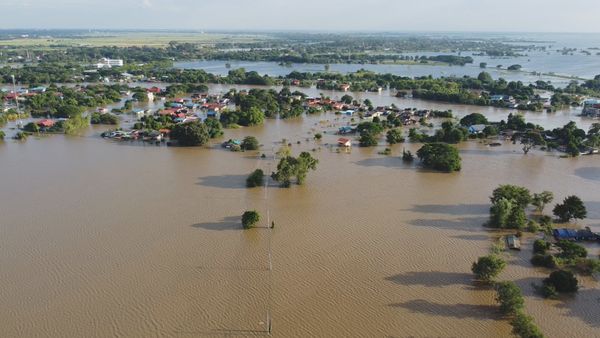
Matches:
[[2, 0, 600, 33]]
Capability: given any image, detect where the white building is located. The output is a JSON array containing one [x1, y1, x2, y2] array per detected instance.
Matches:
[[96, 57, 124, 69]]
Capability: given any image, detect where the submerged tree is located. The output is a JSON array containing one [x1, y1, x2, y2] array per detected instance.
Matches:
[[242, 210, 260, 229], [532, 191, 554, 213], [271, 152, 319, 187], [246, 169, 265, 188], [416, 143, 461, 172], [472, 255, 506, 282], [170, 121, 209, 146], [553, 195, 587, 222]]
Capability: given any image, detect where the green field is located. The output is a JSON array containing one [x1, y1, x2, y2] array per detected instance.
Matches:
[[0, 32, 273, 48]]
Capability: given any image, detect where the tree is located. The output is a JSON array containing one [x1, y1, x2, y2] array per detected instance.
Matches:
[[239, 107, 265, 126], [242, 210, 260, 229], [402, 149, 414, 162], [416, 143, 461, 172], [490, 185, 532, 208], [510, 311, 544, 338], [170, 121, 209, 146], [556, 240, 587, 261], [204, 118, 223, 138], [90, 112, 119, 125], [296, 152, 319, 185], [241, 136, 260, 150], [495, 281, 524, 315], [553, 195, 587, 222], [341, 94, 353, 104], [359, 131, 378, 147], [507, 205, 527, 230], [533, 239, 551, 255], [532, 191, 554, 213], [271, 152, 319, 187], [459, 113, 488, 127], [386, 129, 405, 144], [543, 270, 578, 293], [246, 169, 264, 188], [478, 71, 493, 83], [489, 198, 514, 228], [471, 255, 506, 282]]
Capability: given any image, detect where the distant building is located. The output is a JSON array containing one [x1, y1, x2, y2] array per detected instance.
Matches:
[[96, 57, 124, 69]]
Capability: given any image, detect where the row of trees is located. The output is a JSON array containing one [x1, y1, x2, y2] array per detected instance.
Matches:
[[488, 185, 587, 230]]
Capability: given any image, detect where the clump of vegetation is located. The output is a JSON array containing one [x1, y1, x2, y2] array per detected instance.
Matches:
[[314, 133, 322, 140], [532, 191, 554, 213], [487, 185, 531, 229], [90, 112, 119, 125], [242, 210, 260, 229], [13, 131, 29, 140], [416, 142, 461, 172], [402, 149, 414, 162], [543, 270, 579, 295], [0, 130, 5, 140], [246, 169, 264, 188], [386, 128, 405, 144], [531, 254, 557, 268], [553, 195, 587, 222], [533, 239, 551, 255], [170, 121, 209, 146], [495, 281, 524, 315], [471, 255, 506, 282], [510, 311, 544, 338], [378, 148, 392, 155], [271, 152, 318, 187], [241, 136, 260, 151]]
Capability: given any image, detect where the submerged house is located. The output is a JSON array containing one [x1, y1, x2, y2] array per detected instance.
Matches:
[[468, 124, 487, 134], [553, 227, 599, 241], [337, 138, 352, 147]]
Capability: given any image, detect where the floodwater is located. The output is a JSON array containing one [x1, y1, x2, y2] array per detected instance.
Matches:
[[1, 88, 600, 337], [175, 32, 600, 87]]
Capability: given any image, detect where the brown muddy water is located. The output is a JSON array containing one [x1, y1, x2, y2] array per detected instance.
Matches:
[[1, 91, 599, 337]]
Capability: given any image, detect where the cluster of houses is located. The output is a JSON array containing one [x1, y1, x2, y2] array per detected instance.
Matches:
[[101, 91, 231, 142], [1, 86, 47, 103]]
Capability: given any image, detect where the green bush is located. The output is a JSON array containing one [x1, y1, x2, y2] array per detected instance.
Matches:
[[246, 169, 265, 188], [416, 142, 461, 172], [242, 210, 260, 229], [495, 281, 524, 315], [170, 121, 209, 146], [533, 239, 551, 255], [510, 311, 545, 338], [531, 254, 557, 268], [472, 255, 506, 282], [543, 270, 578, 294], [241, 136, 260, 150]]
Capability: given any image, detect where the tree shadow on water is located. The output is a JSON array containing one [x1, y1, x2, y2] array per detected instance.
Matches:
[[574, 167, 600, 182], [407, 203, 490, 216], [196, 175, 247, 189], [385, 271, 473, 288], [354, 157, 407, 169], [408, 216, 488, 233], [389, 300, 501, 320], [553, 288, 600, 328], [191, 216, 241, 231]]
